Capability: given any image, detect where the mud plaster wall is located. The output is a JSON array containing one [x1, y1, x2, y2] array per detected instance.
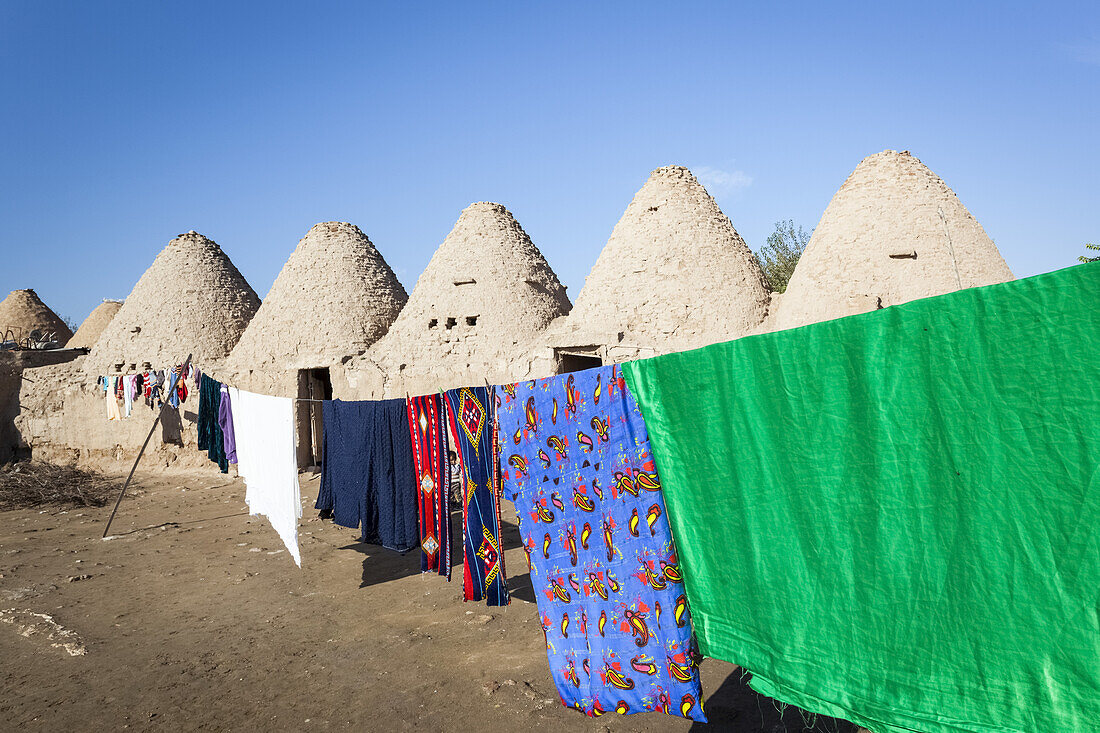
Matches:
[[11, 356, 221, 474], [2, 350, 84, 463]]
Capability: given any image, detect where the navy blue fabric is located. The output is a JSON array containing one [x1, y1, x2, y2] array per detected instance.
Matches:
[[317, 398, 419, 553]]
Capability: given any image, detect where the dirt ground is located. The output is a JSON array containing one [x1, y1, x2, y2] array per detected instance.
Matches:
[[0, 470, 858, 732]]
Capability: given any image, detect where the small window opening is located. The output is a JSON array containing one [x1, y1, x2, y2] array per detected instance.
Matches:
[[554, 348, 603, 374], [466, 316, 478, 326], [445, 317, 457, 329], [428, 318, 438, 329]]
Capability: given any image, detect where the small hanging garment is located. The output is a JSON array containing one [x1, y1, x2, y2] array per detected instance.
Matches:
[[316, 399, 418, 552], [197, 373, 228, 473], [218, 383, 237, 464], [166, 366, 181, 408], [105, 377, 122, 421], [443, 386, 508, 606], [620, 264, 1100, 733], [122, 375, 135, 417], [496, 365, 706, 722], [406, 393, 452, 577], [231, 388, 301, 566]]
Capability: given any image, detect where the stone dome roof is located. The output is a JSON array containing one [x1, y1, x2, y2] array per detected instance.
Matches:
[[227, 221, 407, 372], [0, 289, 72, 346], [69, 300, 123, 349], [547, 165, 770, 357], [362, 202, 571, 395], [85, 231, 260, 374], [772, 150, 1014, 331]]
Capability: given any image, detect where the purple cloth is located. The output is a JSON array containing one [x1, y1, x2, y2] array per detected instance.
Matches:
[[219, 384, 237, 464]]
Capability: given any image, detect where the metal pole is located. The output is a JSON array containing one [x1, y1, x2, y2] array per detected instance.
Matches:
[[102, 353, 192, 538]]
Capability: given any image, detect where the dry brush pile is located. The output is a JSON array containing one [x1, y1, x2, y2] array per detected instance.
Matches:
[[0, 461, 118, 511]]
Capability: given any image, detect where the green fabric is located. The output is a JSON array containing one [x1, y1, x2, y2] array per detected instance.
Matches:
[[622, 264, 1100, 733]]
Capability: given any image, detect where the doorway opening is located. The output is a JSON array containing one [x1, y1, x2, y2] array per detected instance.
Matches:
[[296, 367, 333, 469]]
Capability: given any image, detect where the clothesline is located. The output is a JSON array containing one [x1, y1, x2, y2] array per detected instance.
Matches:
[[92, 263, 1100, 732]]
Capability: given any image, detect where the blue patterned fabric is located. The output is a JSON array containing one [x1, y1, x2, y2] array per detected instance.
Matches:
[[496, 365, 706, 721], [443, 386, 508, 606]]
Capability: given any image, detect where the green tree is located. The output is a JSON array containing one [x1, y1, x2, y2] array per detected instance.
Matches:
[[754, 219, 810, 293], [1079, 243, 1099, 264]]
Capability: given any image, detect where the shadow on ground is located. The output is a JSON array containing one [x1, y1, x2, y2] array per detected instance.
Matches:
[[691, 669, 858, 732]]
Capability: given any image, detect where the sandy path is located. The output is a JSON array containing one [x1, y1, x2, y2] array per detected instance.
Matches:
[[0, 472, 856, 732]]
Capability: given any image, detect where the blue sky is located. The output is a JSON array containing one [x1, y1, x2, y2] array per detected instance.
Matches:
[[1, 1, 1097, 325]]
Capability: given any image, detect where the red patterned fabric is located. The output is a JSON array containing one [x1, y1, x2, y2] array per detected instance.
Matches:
[[406, 394, 451, 577]]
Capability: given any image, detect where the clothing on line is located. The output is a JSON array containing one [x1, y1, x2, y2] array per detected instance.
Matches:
[[621, 262, 1100, 733], [444, 386, 508, 606], [197, 373, 228, 473], [105, 377, 122, 421], [406, 393, 452, 577], [317, 398, 419, 553], [497, 365, 706, 722], [232, 387, 301, 566], [218, 383, 237, 464]]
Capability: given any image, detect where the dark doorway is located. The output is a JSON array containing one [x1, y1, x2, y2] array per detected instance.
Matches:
[[296, 367, 333, 469], [555, 348, 602, 374]]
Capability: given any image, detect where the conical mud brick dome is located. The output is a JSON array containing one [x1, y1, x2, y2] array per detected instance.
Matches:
[[228, 222, 407, 373], [85, 231, 260, 375], [69, 299, 123, 349], [0, 289, 73, 346], [773, 150, 1014, 331], [360, 202, 571, 396], [547, 165, 770, 364]]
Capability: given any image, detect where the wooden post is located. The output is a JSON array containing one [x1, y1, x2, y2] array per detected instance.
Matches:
[[102, 353, 192, 538]]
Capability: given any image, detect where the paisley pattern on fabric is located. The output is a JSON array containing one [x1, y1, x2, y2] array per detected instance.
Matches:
[[406, 393, 451, 577], [496, 365, 706, 722], [444, 386, 508, 606]]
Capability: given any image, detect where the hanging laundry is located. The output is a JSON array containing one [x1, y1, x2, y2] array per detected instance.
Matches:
[[316, 399, 419, 553], [218, 383, 237, 465], [497, 365, 706, 721], [443, 386, 507, 606], [231, 387, 301, 566], [166, 366, 181, 408], [406, 394, 452, 577], [122, 375, 135, 417], [105, 377, 122, 421], [197, 373, 228, 473], [621, 264, 1100, 733]]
